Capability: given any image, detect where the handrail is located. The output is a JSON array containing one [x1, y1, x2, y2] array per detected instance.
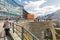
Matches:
[[23, 26, 39, 40], [14, 24, 39, 40]]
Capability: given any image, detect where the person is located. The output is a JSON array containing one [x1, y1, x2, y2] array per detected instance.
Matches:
[[14, 17, 20, 24], [10, 17, 20, 33], [3, 18, 10, 36]]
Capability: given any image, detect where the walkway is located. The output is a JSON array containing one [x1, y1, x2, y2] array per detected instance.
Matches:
[[0, 20, 21, 40], [10, 28, 21, 40], [0, 21, 5, 40]]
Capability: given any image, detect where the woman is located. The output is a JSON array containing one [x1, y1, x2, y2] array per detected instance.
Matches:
[[3, 18, 10, 36]]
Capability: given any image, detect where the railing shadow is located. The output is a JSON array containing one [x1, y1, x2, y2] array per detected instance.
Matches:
[[6, 32, 14, 40]]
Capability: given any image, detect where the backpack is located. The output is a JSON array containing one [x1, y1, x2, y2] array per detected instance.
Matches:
[[3, 21, 7, 28]]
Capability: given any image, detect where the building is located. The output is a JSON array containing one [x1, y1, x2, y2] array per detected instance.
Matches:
[[23, 9, 29, 19], [0, 0, 24, 20], [27, 14, 34, 20]]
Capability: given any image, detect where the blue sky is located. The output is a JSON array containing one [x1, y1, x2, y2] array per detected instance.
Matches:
[[14, 0, 60, 17]]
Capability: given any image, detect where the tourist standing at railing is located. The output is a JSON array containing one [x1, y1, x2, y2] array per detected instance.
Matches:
[[13, 17, 20, 27], [10, 17, 20, 33], [13, 17, 20, 26], [3, 17, 10, 36]]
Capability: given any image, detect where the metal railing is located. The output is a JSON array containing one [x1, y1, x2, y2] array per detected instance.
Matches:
[[14, 24, 39, 40]]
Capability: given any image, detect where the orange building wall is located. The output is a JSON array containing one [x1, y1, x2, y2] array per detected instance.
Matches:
[[27, 14, 34, 20]]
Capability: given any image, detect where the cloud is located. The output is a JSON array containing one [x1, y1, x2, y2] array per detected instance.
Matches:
[[24, 0, 60, 17], [25, 1, 28, 4], [24, 0, 46, 13], [24, 0, 46, 9], [18, 0, 21, 2], [42, 6, 60, 13]]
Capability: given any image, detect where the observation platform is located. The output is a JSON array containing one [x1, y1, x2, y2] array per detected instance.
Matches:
[[0, 20, 60, 40], [0, 20, 39, 40]]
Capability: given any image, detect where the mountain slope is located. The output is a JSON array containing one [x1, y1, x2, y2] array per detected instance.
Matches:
[[43, 9, 60, 19]]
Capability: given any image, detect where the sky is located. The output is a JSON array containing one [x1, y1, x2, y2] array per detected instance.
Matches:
[[14, 0, 60, 17]]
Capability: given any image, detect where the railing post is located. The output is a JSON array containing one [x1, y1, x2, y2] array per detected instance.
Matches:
[[21, 27, 24, 40], [33, 37, 34, 40], [12, 23, 14, 33]]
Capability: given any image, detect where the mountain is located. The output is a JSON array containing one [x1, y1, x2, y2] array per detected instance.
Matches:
[[36, 9, 60, 20], [45, 9, 60, 20], [36, 13, 54, 20], [43, 13, 54, 19]]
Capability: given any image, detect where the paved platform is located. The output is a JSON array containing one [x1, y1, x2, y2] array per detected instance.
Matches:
[[0, 21, 21, 40], [0, 21, 4, 32], [10, 29, 21, 40], [0, 21, 5, 40]]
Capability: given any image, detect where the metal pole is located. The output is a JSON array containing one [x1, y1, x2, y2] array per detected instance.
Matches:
[[12, 23, 14, 33], [21, 27, 24, 40], [33, 37, 34, 40]]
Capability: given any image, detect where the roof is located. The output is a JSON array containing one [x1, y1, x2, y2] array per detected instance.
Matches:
[[4, 0, 23, 7]]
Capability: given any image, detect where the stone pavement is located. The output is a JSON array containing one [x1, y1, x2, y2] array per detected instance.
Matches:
[[0, 21, 21, 40], [0, 21, 5, 40], [10, 29, 21, 40], [0, 21, 4, 32]]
